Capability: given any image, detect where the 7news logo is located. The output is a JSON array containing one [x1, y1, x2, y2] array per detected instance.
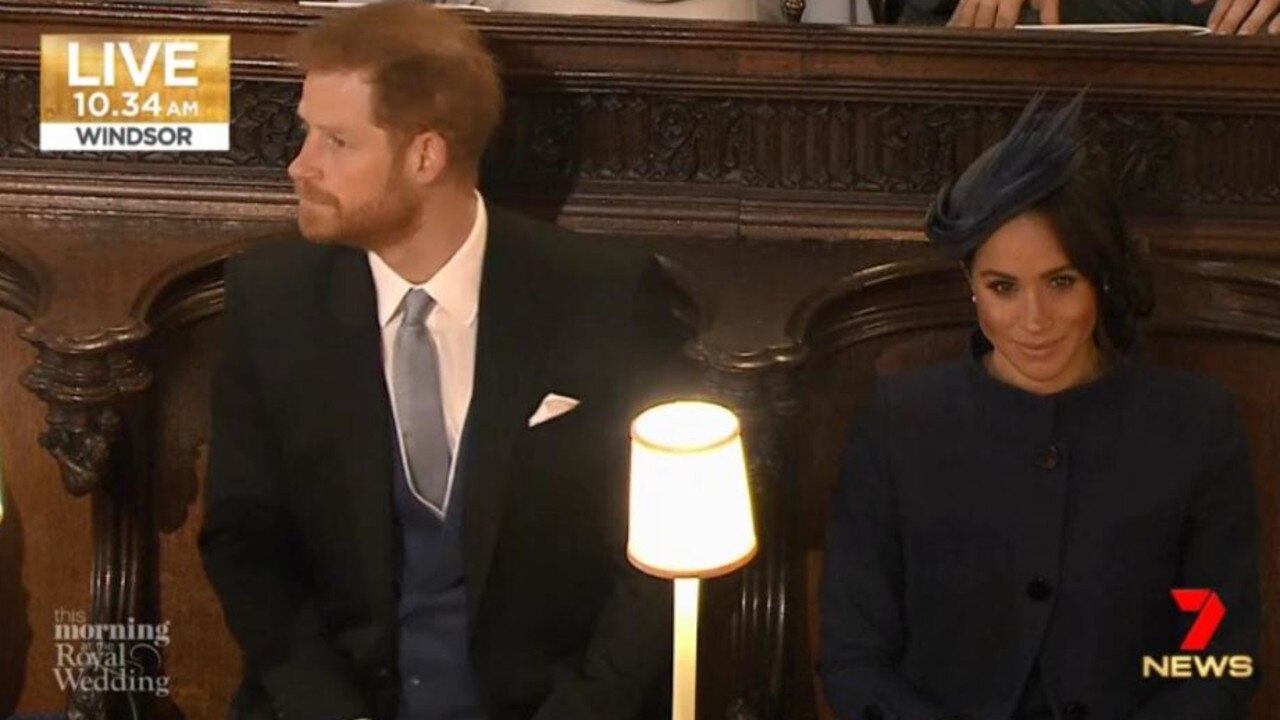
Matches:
[[1142, 589, 1253, 679]]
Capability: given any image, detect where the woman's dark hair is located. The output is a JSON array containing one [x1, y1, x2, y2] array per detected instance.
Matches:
[[965, 159, 1155, 357]]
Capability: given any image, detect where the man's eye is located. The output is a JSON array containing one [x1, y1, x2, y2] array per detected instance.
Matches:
[[328, 136, 346, 149]]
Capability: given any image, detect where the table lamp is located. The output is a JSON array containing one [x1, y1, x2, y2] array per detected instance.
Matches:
[[628, 400, 757, 720]]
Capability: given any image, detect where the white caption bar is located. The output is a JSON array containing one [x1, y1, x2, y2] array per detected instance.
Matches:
[[41, 122, 229, 152]]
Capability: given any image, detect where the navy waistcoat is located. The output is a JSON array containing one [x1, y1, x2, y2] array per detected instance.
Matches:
[[391, 441, 486, 720]]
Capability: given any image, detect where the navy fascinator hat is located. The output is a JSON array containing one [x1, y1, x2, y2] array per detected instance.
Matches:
[[924, 92, 1087, 260]]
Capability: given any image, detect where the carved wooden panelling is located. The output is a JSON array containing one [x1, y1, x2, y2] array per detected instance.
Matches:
[[3, 67, 1280, 209]]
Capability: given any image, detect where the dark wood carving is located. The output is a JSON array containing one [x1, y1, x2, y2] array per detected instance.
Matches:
[[4, 64, 1280, 219], [14, 333, 150, 720], [19, 340, 146, 496], [1148, 258, 1280, 341], [698, 349, 806, 720], [0, 3, 1278, 720]]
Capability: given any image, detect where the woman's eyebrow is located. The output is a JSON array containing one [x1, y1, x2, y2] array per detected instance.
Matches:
[[977, 264, 1075, 279], [1038, 264, 1076, 278]]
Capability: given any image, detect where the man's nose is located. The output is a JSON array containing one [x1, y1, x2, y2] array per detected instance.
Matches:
[[288, 135, 319, 183]]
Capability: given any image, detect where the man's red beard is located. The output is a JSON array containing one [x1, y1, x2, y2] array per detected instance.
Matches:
[[296, 183, 338, 206], [293, 179, 419, 249]]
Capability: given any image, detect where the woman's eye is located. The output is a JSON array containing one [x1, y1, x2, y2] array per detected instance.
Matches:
[[988, 280, 1015, 296], [1050, 275, 1078, 290]]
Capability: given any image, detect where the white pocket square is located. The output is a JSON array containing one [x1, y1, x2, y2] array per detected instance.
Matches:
[[527, 393, 581, 428]]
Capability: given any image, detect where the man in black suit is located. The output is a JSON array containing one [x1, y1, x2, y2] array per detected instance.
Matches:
[[199, 4, 690, 720]]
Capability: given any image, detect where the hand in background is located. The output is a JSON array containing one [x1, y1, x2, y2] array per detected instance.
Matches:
[[947, 0, 1059, 28], [1195, 0, 1280, 34]]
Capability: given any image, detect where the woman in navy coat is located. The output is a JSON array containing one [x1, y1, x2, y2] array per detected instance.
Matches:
[[819, 95, 1261, 720]]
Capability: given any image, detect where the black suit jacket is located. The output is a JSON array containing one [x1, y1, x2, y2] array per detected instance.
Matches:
[[820, 335, 1260, 720], [200, 207, 692, 720]]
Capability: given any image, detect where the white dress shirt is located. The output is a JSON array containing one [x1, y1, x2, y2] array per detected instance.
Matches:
[[367, 192, 486, 515]]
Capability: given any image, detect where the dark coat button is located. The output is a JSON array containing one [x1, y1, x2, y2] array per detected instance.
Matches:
[[1027, 576, 1053, 601], [1036, 445, 1060, 470], [1064, 701, 1089, 717], [862, 705, 884, 720]]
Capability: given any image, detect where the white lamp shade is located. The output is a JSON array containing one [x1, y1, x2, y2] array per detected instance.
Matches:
[[628, 401, 757, 579]]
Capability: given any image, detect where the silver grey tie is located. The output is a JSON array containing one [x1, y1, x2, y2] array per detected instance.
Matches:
[[393, 288, 451, 513]]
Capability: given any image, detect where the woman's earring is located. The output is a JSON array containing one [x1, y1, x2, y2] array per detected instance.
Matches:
[[970, 294, 976, 303]]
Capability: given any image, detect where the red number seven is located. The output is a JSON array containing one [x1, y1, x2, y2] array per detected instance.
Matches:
[[1171, 589, 1226, 652]]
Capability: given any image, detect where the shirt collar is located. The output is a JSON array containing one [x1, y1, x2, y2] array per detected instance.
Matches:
[[368, 191, 487, 328]]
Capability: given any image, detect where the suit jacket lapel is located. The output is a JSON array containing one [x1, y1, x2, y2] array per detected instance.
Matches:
[[325, 247, 398, 623], [311, 219, 560, 634], [461, 208, 562, 624]]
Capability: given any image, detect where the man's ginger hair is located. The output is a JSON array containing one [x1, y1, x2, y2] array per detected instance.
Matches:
[[290, 1, 503, 177]]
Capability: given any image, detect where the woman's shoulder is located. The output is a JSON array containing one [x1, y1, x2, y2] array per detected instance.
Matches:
[[1117, 363, 1245, 453], [1126, 362, 1238, 417], [1120, 363, 1250, 469]]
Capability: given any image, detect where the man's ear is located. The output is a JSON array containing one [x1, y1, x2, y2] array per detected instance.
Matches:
[[403, 129, 449, 185]]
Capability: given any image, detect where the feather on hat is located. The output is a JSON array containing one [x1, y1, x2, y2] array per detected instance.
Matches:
[[924, 92, 1087, 259]]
